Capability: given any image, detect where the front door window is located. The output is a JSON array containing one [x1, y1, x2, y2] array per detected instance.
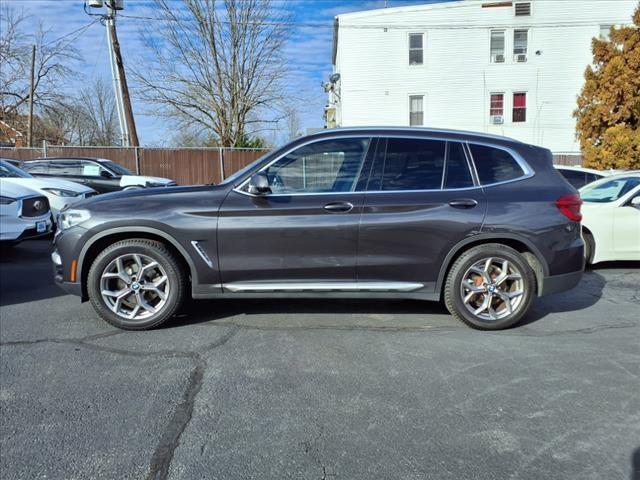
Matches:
[[258, 138, 371, 194]]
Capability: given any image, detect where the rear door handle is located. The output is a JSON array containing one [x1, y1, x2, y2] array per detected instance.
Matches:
[[323, 202, 354, 213], [448, 198, 478, 209]]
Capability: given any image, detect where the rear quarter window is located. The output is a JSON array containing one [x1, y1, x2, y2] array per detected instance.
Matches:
[[469, 144, 525, 185]]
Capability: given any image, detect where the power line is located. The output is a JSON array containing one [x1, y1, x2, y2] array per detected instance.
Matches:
[[42, 18, 100, 48]]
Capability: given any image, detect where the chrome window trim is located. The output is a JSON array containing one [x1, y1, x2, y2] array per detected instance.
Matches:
[[233, 133, 532, 197]]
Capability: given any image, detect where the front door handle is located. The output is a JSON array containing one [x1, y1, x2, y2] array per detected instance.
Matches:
[[448, 198, 478, 209], [323, 202, 354, 213]]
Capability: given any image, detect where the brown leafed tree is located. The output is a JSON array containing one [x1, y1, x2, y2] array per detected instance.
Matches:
[[574, 5, 640, 169], [134, 0, 290, 147]]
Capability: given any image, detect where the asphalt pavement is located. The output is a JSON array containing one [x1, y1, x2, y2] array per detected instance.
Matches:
[[1, 239, 639, 480]]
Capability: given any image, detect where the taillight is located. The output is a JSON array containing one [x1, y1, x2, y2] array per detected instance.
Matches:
[[556, 194, 582, 221]]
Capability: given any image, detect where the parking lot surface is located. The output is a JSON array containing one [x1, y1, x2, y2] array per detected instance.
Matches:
[[1, 239, 639, 480]]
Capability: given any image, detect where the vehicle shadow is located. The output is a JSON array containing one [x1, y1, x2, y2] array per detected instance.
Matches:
[[590, 260, 640, 270], [519, 270, 607, 325], [173, 270, 609, 330], [0, 239, 64, 306], [170, 297, 453, 330], [632, 446, 640, 480]]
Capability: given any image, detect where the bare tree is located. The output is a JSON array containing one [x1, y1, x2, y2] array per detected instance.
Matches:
[[76, 78, 119, 145], [284, 106, 302, 141], [31, 79, 118, 146], [0, 6, 82, 125], [134, 0, 290, 147]]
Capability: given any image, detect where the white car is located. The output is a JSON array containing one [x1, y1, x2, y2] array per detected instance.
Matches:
[[0, 160, 96, 217], [554, 165, 612, 189], [0, 181, 53, 244], [580, 171, 640, 264]]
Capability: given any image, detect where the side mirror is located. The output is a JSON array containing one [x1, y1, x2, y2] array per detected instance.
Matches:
[[630, 197, 640, 209], [247, 171, 271, 195], [99, 170, 114, 179]]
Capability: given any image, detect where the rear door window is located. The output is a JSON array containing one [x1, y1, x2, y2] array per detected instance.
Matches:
[[21, 162, 48, 174], [48, 161, 83, 176], [444, 142, 474, 189], [469, 144, 525, 185], [372, 138, 446, 191]]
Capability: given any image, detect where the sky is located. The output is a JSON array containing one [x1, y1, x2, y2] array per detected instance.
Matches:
[[6, 0, 450, 145]]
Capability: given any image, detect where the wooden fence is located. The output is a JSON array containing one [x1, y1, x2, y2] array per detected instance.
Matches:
[[0, 146, 268, 185]]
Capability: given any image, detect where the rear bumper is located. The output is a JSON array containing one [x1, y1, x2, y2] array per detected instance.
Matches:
[[539, 269, 583, 296]]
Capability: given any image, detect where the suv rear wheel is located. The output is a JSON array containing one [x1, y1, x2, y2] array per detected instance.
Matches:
[[87, 239, 186, 330], [444, 244, 535, 330]]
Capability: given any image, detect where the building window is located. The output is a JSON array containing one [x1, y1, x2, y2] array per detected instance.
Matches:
[[513, 29, 528, 62], [490, 93, 504, 118], [409, 95, 424, 126], [490, 30, 505, 63], [600, 24, 613, 40], [513, 92, 527, 122], [514, 2, 531, 16], [409, 33, 424, 65]]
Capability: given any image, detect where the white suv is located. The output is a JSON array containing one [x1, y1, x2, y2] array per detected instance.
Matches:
[[0, 181, 52, 245], [0, 160, 96, 217]]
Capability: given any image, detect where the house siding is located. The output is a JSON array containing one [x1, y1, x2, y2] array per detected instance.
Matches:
[[331, 0, 637, 153]]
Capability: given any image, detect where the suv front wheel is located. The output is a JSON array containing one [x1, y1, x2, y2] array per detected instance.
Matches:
[[88, 239, 187, 330], [444, 244, 535, 330]]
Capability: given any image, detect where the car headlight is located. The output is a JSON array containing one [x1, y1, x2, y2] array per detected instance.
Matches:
[[57, 209, 91, 230], [0, 196, 16, 205], [42, 188, 82, 197]]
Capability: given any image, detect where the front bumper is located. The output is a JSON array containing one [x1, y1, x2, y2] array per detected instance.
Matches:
[[52, 249, 83, 297], [539, 269, 583, 296]]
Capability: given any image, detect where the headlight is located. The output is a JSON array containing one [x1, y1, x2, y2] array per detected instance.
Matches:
[[0, 196, 16, 205], [42, 188, 82, 197], [57, 209, 91, 230]]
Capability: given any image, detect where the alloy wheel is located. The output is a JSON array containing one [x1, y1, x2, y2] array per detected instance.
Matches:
[[459, 257, 525, 321], [100, 253, 169, 321]]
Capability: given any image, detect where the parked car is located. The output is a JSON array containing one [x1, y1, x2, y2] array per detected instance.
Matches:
[[0, 160, 96, 218], [579, 171, 640, 264], [52, 128, 584, 331], [21, 157, 176, 193], [0, 181, 52, 245], [554, 165, 610, 189]]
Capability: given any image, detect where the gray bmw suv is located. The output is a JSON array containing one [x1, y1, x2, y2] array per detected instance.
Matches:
[[52, 128, 584, 330]]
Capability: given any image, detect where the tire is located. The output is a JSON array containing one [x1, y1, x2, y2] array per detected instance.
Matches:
[[583, 231, 594, 265], [123, 185, 144, 191], [443, 243, 536, 330], [87, 239, 187, 330]]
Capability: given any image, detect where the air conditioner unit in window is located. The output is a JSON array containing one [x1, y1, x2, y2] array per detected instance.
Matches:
[[515, 54, 528, 63], [490, 115, 504, 125], [492, 54, 505, 63]]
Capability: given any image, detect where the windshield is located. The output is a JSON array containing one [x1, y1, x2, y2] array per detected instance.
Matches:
[[0, 160, 34, 178], [100, 160, 132, 176], [219, 151, 272, 185], [580, 176, 640, 203]]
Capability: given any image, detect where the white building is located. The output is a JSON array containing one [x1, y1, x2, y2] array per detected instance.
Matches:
[[327, 0, 637, 155]]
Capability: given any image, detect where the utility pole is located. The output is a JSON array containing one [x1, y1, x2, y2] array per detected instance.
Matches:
[[86, 0, 138, 147], [106, 2, 138, 146], [27, 45, 36, 147]]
